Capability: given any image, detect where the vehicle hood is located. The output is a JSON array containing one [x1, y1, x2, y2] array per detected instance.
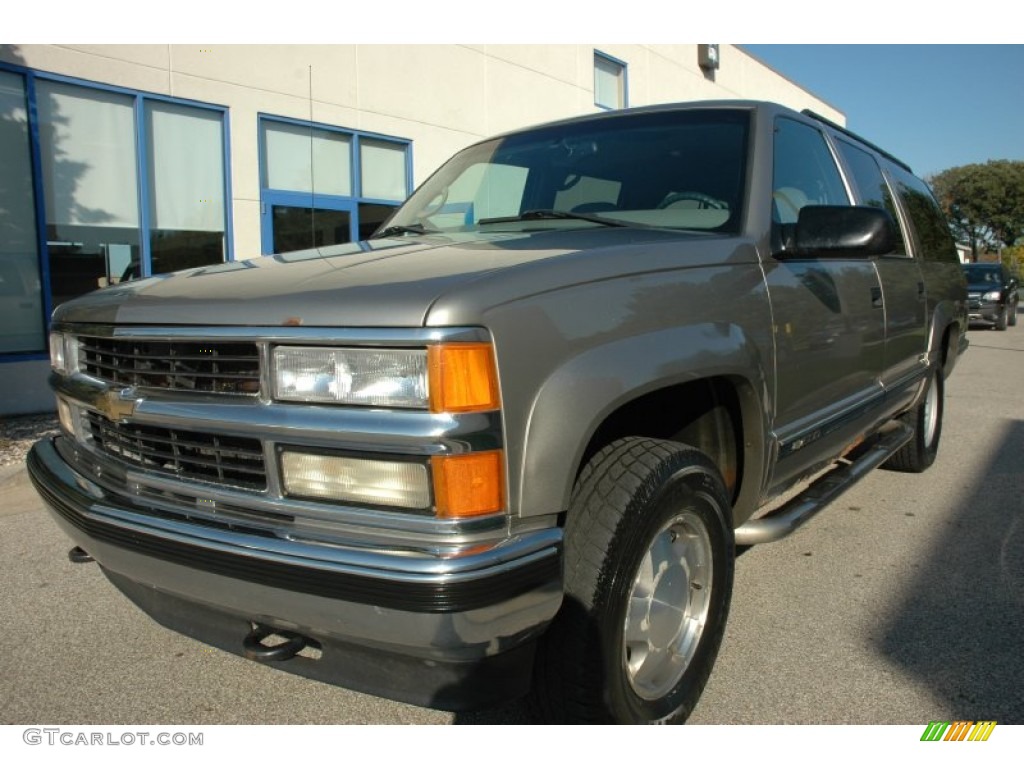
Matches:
[[964, 280, 1003, 294], [52, 228, 744, 328]]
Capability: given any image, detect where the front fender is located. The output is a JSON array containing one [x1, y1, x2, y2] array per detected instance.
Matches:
[[518, 322, 771, 523]]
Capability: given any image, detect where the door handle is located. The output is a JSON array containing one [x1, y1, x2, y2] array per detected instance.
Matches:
[[870, 286, 883, 308]]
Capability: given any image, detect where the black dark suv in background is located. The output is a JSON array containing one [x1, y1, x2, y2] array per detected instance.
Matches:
[[963, 263, 1019, 330]]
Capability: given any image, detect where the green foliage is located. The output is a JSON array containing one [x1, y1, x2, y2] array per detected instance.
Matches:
[[928, 160, 1024, 258], [1003, 243, 1024, 275]]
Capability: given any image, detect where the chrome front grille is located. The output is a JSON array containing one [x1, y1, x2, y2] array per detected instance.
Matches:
[[84, 412, 267, 491], [79, 336, 260, 395]]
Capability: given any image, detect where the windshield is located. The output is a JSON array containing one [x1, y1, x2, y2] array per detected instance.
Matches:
[[376, 109, 750, 237], [963, 265, 1002, 284]]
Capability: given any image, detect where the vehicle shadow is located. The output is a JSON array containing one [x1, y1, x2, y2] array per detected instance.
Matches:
[[875, 419, 1024, 722], [451, 700, 533, 724]]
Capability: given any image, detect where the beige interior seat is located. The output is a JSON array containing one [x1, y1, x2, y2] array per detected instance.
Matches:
[[772, 187, 808, 224]]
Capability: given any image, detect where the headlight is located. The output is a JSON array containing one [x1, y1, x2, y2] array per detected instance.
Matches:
[[982, 290, 1001, 301], [273, 346, 428, 408], [273, 343, 501, 412], [56, 398, 76, 435], [280, 449, 506, 517], [48, 332, 78, 374], [281, 451, 431, 509], [49, 332, 64, 372]]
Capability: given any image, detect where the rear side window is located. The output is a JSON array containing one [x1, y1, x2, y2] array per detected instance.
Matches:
[[834, 139, 907, 255], [886, 164, 959, 264]]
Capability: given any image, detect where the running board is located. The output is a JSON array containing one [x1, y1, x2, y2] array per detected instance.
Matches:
[[734, 423, 913, 546]]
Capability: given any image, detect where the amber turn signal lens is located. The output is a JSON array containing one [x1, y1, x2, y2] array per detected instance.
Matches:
[[428, 343, 500, 413], [432, 451, 504, 518]]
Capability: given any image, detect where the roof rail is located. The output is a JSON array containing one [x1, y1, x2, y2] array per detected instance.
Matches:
[[801, 109, 913, 173]]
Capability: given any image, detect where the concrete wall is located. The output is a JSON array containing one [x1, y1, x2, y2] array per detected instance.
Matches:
[[0, 359, 52, 416], [4, 44, 843, 261]]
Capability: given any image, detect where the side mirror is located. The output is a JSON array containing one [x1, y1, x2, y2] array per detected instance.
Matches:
[[777, 206, 898, 259]]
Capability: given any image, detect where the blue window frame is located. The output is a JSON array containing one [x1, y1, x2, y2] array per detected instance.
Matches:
[[0, 67, 48, 359], [0, 62, 233, 361], [258, 115, 412, 254], [594, 50, 628, 110]]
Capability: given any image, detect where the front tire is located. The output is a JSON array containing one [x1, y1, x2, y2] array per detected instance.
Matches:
[[883, 366, 944, 473], [531, 438, 734, 724], [995, 305, 1008, 331]]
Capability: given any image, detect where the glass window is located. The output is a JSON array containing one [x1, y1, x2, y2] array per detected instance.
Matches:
[[263, 121, 352, 197], [271, 206, 351, 254], [772, 118, 849, 225], [1, 73, 230, 332], [259, 118, 411, 252], [886, 163, 958, 264], [36, 80, 141, 304], [357, 203, 398, 240], [425, 162, 529, 225], [146, 101, 226, 274], [835, 139, 907, 255], [360, 139, 407, 201], [0, 71, 45, 354], [37, 82, 139, 229], [554, 175, 622, 212], [594, 52, 626, 110], [384, 109, 749, 235]]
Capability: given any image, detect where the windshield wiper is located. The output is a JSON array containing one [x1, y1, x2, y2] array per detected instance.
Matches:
[[477, 209, 631, 228], [373, 223, 438, 238]]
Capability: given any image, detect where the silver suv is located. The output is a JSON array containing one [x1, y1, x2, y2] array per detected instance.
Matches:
[[30, 100, 968, 724]]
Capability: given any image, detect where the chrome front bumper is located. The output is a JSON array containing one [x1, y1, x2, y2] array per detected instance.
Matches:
[[28, 438, 563, 709], [966, 299, 1002, 323]]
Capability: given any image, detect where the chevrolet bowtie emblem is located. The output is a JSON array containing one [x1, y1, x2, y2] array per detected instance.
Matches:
[[97, 388, 139, 422]]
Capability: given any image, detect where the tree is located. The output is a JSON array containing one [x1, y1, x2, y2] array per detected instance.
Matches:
[[1004, 243, 1024, 275], [928, 160, 1024, 259]]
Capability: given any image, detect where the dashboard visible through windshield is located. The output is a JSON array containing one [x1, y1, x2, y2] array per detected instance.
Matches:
[[376, 109, 751, 237]]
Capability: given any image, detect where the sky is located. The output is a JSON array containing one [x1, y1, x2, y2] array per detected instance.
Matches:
[[742, 45, 1024, 178]]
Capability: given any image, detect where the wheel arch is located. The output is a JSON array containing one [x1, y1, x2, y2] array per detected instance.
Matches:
[[516, 324, 770, 527], [940, 321, 962, 381], [926, 298, 964, 381]]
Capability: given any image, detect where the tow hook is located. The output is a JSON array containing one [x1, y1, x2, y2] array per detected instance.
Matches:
[[243, 625, 309, 662], [68, 546, 94, 564]]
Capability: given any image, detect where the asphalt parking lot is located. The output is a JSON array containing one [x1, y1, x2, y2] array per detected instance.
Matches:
[[2, 321, 1022, 725]]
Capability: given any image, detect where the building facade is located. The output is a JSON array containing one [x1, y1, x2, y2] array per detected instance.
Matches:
[[0, 43, 842, 415]]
